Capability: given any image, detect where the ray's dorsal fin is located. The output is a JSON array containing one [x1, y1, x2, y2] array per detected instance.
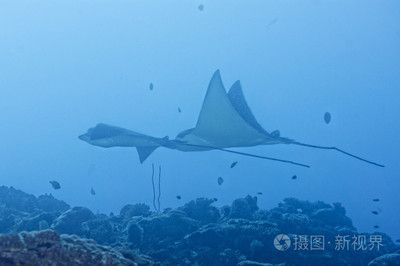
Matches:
[[136, 146, 159, 163], [227, 80, 269, 135]]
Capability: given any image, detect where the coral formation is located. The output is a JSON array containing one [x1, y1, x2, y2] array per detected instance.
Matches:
[[0, 186, 398, 265]]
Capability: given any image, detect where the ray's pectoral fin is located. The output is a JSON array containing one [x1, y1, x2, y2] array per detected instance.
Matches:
[[136, 146, 159, 163]]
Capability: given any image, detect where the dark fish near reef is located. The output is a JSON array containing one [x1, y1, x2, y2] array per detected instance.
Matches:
[[217, 176, 224, 185], [372, 198, 380, 202], [324, 112, 331, 124], [49, 181, 61, 190], [176, 195, 181, 200], [213, 198, 218, 201], [230, 161, 238, 168], [373, 225, 380, 229], [257, 192, 263, 195], [198, 4, 204, 11], [149, 83, 154, 91], [371, 211, 379, 215], [90, 187, 96, 195], [292, 175, 297, 180]]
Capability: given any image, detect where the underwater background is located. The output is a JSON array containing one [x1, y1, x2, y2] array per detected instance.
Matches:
[[0, 1, 399, 261]]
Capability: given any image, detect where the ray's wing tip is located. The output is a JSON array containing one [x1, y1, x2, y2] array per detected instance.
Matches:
[[211, 69, 221, 80]]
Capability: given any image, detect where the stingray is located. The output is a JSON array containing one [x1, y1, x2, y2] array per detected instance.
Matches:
[[79, 70, 384, 168], [170, 70, 384, 167]]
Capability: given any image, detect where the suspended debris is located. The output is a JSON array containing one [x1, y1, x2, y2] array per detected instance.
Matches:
[[324, 112, 331, 124], [49, 180, 61, 190], [151, 164, 162, 212]]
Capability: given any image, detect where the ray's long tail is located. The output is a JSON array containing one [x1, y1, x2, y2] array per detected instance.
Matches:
[[178, 142, 310, 168], [290, 141, 385, 168]]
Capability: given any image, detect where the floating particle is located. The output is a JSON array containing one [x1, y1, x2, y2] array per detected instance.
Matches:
[[217, 176, 224, 185], [49, 180, 61, 190], [324, 112, 331, 124], [149, 83, 154, 91], [178, 107, 182, 113], [176, 195, 181, 200], [266, 18, 278, 29]]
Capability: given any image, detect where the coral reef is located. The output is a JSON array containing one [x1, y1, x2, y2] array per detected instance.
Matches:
[[0, 186, 398, 265], [0, 230, 151, 265]]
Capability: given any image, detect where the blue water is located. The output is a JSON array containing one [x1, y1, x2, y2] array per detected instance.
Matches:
[[0, 1, 399, 240]]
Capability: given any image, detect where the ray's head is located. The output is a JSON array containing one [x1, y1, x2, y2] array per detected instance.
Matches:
[[78, 129, 93, 142], [78, 123, 127, 148]]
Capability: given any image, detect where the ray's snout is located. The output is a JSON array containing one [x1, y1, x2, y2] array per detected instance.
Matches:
[[78, 133, 90, 141]]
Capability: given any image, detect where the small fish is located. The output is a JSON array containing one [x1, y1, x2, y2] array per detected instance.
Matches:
[[257, 192, 263, 195], [373, 225, 380, 229], [372, 198, 380, 202], [324, 112, 331, 124], [371, 211, 379, 215], [149, 83, 154, 91], [230, 161, 238, 168], [213, 198, 218, 202], [217, 176, 224, 185], [291, 175, 297, 180], [176, 195, 181, 200], [90, 187, 96, 195], [396, 239, 400, 243], [178, 107, 182, 113], [49, 180, 61, 190], [198, 4, 204, 11]]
